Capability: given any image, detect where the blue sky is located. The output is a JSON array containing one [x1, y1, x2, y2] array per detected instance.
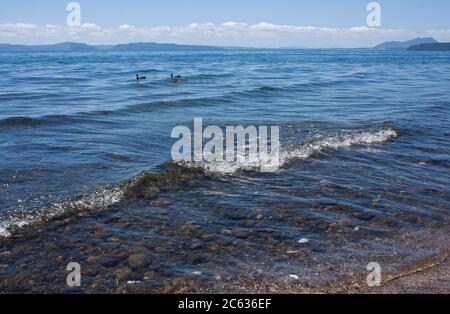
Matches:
[[1, 0, 449, 47]]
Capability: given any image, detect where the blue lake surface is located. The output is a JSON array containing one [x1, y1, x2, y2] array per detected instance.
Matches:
[[0, 49, 449, 292]]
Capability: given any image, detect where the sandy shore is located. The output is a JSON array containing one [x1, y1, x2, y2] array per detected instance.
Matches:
[[359, 250, 449, 294], [367, 257, 449, 294]]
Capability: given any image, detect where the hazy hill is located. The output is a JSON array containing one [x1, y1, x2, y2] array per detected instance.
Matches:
[[408, 43, 450, 51], [0, 42, 99, 52], [0, 42, 224, 52], [374, 37, 438, 50]]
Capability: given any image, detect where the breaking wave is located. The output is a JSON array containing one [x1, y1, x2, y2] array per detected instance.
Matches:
[[0, 125, 398, 239], [175, 125, 399, 174], [0, 186, 126, 238]]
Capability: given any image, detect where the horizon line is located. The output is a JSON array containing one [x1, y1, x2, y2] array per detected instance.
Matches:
[[0, 37, 444, 51]]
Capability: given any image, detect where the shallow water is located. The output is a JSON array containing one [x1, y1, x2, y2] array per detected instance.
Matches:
[[0, 49, 449, 293]]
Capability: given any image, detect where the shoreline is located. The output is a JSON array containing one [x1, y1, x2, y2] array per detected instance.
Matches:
[[314, 248, 450, 294], [1, 242, 448, 294], [108, 248, 450, 294], [360, 250, 449, 294], [0, 209, 448, 294]]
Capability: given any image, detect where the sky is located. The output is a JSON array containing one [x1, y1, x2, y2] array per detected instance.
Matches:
[[1, 0, 449, 47]]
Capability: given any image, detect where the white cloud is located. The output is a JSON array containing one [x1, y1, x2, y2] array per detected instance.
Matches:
[[350, 26, 372, 33], [119, 24, 135, 30], [222, 21, 248, 28], [0, 23, 37, 31], [0, 23, 39, 38], [80, 23, 101, 30], [12, 23, 37, 29], [426, 29, 450, 41], [0, 21, 445, 47]]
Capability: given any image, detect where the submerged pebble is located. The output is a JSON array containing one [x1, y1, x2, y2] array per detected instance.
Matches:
[[150, 199, 173, 206], [232, 230, 251, 239], [127, 253, 151, 269], [114, 268, 132, 281]]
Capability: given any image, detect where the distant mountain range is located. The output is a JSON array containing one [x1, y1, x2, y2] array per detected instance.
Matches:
[[0, 42, 224, 53], [374, 37, 438, 50], [1, 40, 449, 52], [408, 43, 450, 51]]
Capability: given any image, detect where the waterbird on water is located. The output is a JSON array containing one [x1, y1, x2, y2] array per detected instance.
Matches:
[[136, 74, 147, 81], [171, 74, 182, 83]]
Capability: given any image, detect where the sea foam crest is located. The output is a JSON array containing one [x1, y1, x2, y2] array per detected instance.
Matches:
[[0, 186, 125, 238], [176, 126, 398, 175], [0, 127, 398, 238]]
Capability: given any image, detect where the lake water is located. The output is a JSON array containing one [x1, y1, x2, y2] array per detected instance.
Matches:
[[0, 49, 449, 293]]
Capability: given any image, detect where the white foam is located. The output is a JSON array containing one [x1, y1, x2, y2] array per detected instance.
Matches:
[[281, 127, 398, 162], [0, 226, 11, 238], [176, 127, 398, 175], [0, 185, 125, 239]]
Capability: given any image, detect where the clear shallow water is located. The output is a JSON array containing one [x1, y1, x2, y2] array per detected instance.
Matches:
[[0, 49, 449, 293]]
